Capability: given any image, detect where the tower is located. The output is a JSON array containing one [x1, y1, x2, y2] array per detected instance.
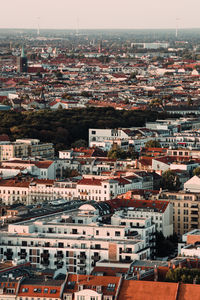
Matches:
[[98, 40, 102, 53], [175, 18, 180, 39], [17, 45, 28, 73]]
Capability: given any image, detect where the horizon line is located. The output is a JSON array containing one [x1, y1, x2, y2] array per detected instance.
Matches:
[[1, 27, 200, 31]]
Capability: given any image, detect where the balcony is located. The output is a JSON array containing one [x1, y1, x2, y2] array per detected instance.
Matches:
[[54, 253, 63, 259], [77, 261, 86, 266], [78, 254, 87, 259], [92, 255, 100, 261], [41, 260, 50, 266], [18, 252, 27, 259], [41, 253, 50, 258], [77, 270, 86, 275], [191, 218, 198, 223], [191, 211, 198, 216]]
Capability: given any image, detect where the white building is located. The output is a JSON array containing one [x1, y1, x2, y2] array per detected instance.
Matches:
[[184, 176, 200, 193], [0, 205, 152, 274]]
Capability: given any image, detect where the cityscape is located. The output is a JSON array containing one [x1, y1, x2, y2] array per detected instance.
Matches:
[[1, 1, 200, 299]]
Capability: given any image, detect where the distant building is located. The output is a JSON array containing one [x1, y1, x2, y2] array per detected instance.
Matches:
[[17, 46, 28, 73]]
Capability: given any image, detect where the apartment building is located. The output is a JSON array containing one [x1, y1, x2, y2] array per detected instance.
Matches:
[[0, 139, 54, 160], [0, 206, 152, 274], [159, 190, 200, 235], [88, 128, 152, 152], [179, 229, 200, 258], [0, 143, 28, 161], [0, 178, 55, 205], [1, 274, 200, 300], [107, 198, 173, 237], [0, 171, 153, 205]]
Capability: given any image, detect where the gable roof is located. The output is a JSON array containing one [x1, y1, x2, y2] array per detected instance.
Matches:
[[64, 274, 120, 296], [118, 280, 178, 300]]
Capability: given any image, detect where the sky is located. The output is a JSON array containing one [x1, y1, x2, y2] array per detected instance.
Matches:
[[1, 0, 200, 30]]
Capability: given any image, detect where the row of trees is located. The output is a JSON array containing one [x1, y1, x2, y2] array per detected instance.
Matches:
[[166, 267, 200, 284], [0, 108, 163, 153]]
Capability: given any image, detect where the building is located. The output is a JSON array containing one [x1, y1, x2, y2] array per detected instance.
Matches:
[[0, 204, 152, 273], [159, 190, 200, 235], [17, 46, 28, 73], [107, 198, 173, 237], [179, 229, 200, 258], [0, 139, 54, 160]]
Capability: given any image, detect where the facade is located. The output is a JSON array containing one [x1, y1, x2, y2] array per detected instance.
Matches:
[[0, 206, 152, 273], [179, 229, 200, 258], [0, 172, 153, 205], [159, 191, 200, 235], [17, 46, 28, 73], [0, 139, 54, 160], [107, 198, 173, 238]]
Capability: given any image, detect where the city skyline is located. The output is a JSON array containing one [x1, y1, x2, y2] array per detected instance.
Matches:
[[1, 0, 200, 30]]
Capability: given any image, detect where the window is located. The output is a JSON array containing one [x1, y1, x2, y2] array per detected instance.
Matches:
[[115, 231, 120, 237], [64, 295, 72, 300], [77, 296, 85, 300], [96, 230, 99, 236], [92, 131, 96, 135]]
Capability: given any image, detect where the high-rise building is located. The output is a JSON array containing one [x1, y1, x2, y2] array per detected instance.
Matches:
[[17, 45, 28, 73]]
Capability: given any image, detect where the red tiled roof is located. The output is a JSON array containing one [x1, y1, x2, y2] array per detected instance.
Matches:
[[106, 198, 169, 213], [77, 178, 102, 186], [118, 280, 178, 300], [64, 274, 120, 296], [0, 134, 10, 142], [92, 266, 128, 276], [34, 161, 53, 169], [18, 282, 61, 298], [0, 179, 30, 188]]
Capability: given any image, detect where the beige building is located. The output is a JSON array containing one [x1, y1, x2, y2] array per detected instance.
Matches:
[[0, 139, 54, 161], [0, 143, 28, 161], [159, 190, 200, 235]]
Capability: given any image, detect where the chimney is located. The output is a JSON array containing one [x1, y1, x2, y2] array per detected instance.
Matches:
[[193, 276, 198, 284], [137, 271, 140, 280], [154, 265, 158, 281]]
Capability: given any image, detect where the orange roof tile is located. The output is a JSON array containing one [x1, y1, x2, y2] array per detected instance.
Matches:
[[64, 274, 120, 296], [118, 280, 178, 300]]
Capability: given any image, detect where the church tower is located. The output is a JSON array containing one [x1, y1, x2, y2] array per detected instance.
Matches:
[[17, 45, 28, 73]]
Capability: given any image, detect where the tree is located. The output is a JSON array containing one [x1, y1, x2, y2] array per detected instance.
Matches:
[[55, 71, 63, 79], [71, 139, 87, 148], [107, 144, 127, 159], [161, 170, 181, 191], [155, 231, 175, 257], [193, 166, 200, 176], [145, 140, 161, 148], [63, 167, 79, 178], [126, 146, 138, 159], [166, 267, 200, 284]]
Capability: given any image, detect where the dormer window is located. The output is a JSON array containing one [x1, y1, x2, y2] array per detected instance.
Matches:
[[96, 286, 102, 292]]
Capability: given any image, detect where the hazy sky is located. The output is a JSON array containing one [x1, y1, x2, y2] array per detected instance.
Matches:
[[1, 0, 200, 29]]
